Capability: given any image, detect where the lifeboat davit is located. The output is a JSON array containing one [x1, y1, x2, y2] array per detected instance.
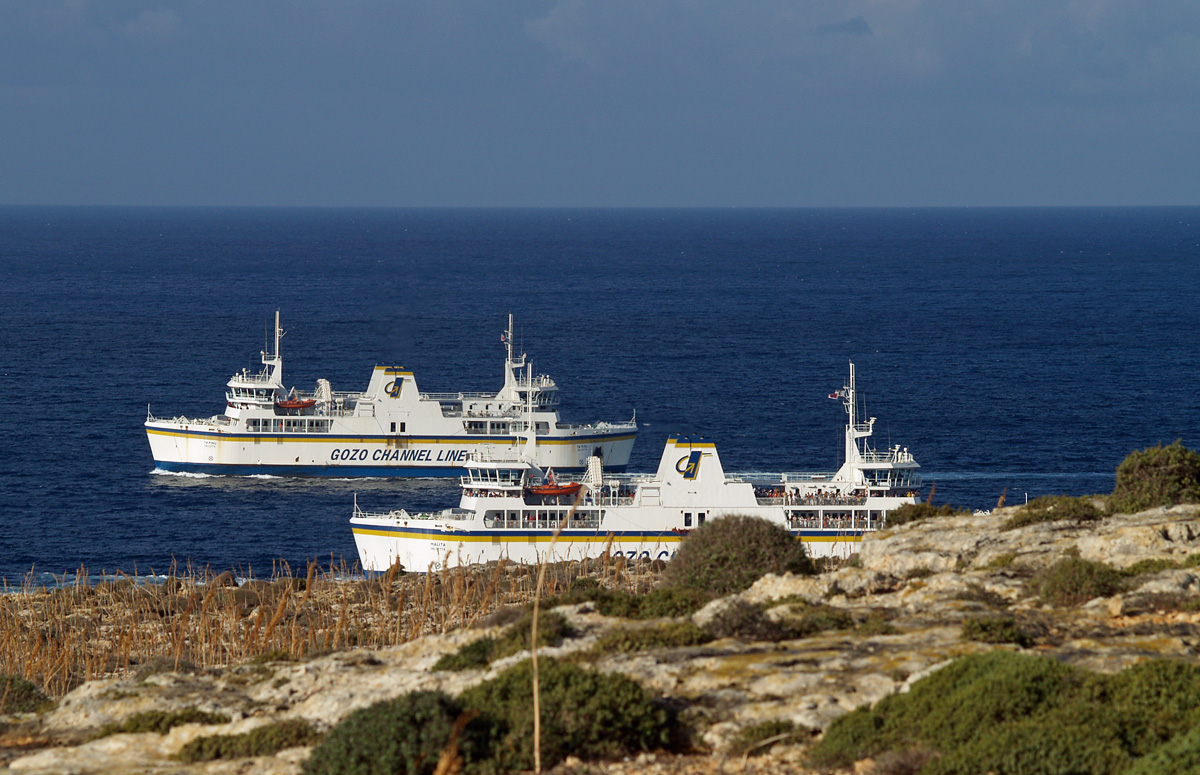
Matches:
[[527, 482, 583, 497]]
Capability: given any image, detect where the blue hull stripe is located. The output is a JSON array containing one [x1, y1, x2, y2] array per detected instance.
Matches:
[[350, 524, 866, 540]]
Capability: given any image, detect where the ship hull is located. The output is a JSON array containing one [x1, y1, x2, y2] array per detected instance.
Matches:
[[351, 510, 876, 572], [146, 424, 635, 476]]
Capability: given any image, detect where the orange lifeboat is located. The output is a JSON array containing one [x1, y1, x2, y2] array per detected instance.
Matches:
[[275, 397, 316, 410], [527, 482, 583, 497]]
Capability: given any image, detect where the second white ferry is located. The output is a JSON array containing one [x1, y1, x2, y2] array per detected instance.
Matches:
[[351, 362, 921, 569], [146, 313, 637, 476]]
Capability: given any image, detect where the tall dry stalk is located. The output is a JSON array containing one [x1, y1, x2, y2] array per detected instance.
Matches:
[[530, 485, 586, 775]]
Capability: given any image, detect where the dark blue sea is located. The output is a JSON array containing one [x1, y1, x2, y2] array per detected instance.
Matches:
[[2, 207, 1198, 585]]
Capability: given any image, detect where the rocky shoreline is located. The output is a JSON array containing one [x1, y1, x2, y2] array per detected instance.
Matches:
[[4, 503, 1200, 774]]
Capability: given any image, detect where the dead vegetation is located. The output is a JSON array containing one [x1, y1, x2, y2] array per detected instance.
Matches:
[[0, 554, 661, 699]]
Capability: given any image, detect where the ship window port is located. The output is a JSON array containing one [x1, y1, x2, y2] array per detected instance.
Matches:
[[390, 422, 406, 433], [683, 512, 705, 528]]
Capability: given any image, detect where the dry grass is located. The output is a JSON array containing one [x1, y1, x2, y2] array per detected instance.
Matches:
[[0, 553, 659, 699]]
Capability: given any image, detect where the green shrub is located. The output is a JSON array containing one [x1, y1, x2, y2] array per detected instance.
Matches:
[[986, 552, 1019, 569], [886, 651, 1077, 751], [921, 705, 1134, 775], [808, 653, 1200, 775], [595, 587, 711, 619], [1002, 495, 1103, 530], [704, 600, 795, 642], [177, 719, 320, 763], [433, 637, 497, 672], [1088, 659, 1200, 753], [589, 622, 712, 654], [1033, 557, 1126, 606], [91, 709, 231, 739], [458, 658, 672, 773], [303, 691, 485, 775], [954, 583, 1012, 609], [809, 651, 1081, 770], [433, 612, 574, 671], [807, 706, 885, 769], [252, 649, 298, 664], [856, 611, 899, 636], [961, 616, 1032, 647], [884, 502, 969, 527], [1110, 441, 1200, 514], [540, 585, 709, 619], [660, 515, 813, 596], [780, 600, 854, 637], [0, 675, 54, 714], [1125, 726, 1200, 775], [728, 719, 807, 757], [1123, 558, 1180, 577]]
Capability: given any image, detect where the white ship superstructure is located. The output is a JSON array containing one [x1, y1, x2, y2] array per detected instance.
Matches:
[[352, 363, 921, 569], [146, 313, 637, 476]]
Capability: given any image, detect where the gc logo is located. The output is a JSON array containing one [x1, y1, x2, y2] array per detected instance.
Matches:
[[385, 378, 403, 398]]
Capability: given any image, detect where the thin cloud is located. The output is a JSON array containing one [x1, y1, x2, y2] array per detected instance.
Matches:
[[120, 8, 180, 44], [818, 16, 873, 38]]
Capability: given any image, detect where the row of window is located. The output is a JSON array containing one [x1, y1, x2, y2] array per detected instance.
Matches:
[[244, 419, 332, 432], [482, 510, 603, 529], [465, 468, 523, 484], [464, 421, 550, 435], [229, 387, 274, 399]]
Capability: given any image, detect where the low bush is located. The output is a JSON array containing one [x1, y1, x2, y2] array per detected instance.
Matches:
[[540, 585, 710, 620], [856, 611, 899, 636], [953, 583, 1012, 609], [727, 719, 807, 757], [596, 587, 711, 619], [1033, 557, 1126, 606], [781, 600, 854, 637], [986, 552, 1018, 569], [177, 719, 320, 763], [659, 516, 814, 596], [1125, 726, 1200, 775], [433, 611, 574, 671], [808, 652, 1200, 775], [309, 662, 675, 774], [589, 622, 712, 654], [91, 709, 231, 739], [921, 705, 1134, 775], [1110, 441, 1200, 514], [1002, 495, 1103, 530], [884, 502, 969, 527], [458, 658, 673, 773], [0, 675, 54, 714], [704, 600, 794, 642], [303, 691, 485, 775], [1123, 558, 1180, 577], [961, 616, 1032, 647]]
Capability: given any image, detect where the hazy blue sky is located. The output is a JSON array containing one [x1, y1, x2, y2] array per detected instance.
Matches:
[[3, 1, 1199, 206]]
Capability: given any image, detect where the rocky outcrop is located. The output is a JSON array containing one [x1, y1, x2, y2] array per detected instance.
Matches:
[[5, 504, 1200, 774]]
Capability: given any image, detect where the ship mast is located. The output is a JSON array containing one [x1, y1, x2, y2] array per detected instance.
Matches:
[[841, 361, 876, 478], [262, 310, 285, 385]]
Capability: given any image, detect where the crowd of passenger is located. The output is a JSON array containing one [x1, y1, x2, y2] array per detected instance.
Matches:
[[753, 486, 867, 506]]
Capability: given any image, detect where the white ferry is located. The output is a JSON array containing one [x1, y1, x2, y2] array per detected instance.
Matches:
[[351, 363, 921, 570], [145, 313, 637, 476]]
